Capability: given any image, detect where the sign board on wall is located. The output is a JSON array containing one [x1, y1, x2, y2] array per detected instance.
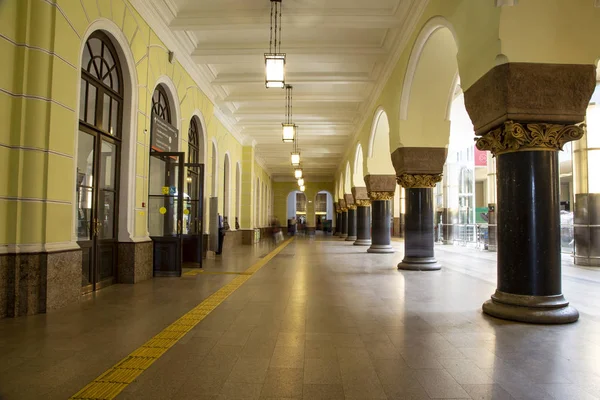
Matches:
[[474, 147, 487, 167], [151, 116, 179, 152]]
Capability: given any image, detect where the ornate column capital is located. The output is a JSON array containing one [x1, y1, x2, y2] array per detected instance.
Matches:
[[347, 204, 357, 210], [355, 199, 371, 207], [475, 121, 585, 157], [396, 173, 442, 188], [341, 207, 348, 212], [368, 191, 395, 201]]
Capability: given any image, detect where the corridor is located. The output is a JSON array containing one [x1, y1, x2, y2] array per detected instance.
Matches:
[[1, 237, 600, 400]]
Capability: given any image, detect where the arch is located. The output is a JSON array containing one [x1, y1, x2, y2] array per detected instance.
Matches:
[[353, 143, 366, 187], [190, 110, 208, 165], [397, 16, 459, 149], [74, 19, 139, 243], [399, 16, 459, 121], [367, 107, 395, 174], [235, 161, 241, 228], [211, 139, 218, 197], [314, 190, 334, 228], [338, 174, 344, 201], [344, 162, 352, 194], [153, 75, 181, 148], [287, 190, 308, 226], [223, 152, 231, 221]]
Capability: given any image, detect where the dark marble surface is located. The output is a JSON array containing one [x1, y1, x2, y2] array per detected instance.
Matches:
[[46, 250, 82, 313]]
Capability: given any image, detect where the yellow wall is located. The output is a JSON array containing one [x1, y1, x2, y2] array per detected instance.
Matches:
[[273, 182, 335, 228], [0, 0, 271, 248]]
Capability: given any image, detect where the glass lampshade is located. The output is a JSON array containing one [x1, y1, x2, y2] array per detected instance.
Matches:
[[291, 152, 300, 166], [298, 178, 305, 186], [282, 123, 296, 143], [294, 168, 303, 179], [265, 54, 285, 88], [300, 185, 305, 192]]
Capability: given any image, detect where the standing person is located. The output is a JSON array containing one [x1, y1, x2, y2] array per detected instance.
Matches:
[[271, 217, 280, 244], [235, 217, 240, 230], [291, 217, 297, 236], [216, 213, 225, 255]]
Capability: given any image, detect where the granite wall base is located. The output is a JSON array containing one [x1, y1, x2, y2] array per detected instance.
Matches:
[[0, 249, 82, 319], [117, 241, 153, 284]]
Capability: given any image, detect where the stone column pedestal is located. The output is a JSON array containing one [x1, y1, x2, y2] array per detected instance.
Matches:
[[334, 202, 341, 236], [464, 62, 596, 324], [396, 179, 441, 271]]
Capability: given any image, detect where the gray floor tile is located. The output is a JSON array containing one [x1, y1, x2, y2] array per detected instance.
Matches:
[[415, 369, 471, 398], [270, 346, 305, 368], [260, 367, 304, 398], [303, 357, 342, 384], [227, 357, 271, 383], [461, 384, 514, 400], [302, 384, 345, 399]]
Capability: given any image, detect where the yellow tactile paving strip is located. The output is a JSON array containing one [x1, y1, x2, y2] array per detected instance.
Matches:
[[70, 238, 294, 400]]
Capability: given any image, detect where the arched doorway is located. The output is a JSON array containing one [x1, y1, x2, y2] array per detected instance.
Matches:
[[223, 153, 231, 224], [182, 116, 205, 265], [76, 31, 124, 294], [287, 190, 307, 235], [314, 191, 334, 233], [148, 81, 184, 276]]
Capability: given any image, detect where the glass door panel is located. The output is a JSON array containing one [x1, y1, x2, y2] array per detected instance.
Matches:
[[149, 152, 184, 276], [182, 164, 204, 265], [96, 138, 118, 288], [76, 130, 96, 293]]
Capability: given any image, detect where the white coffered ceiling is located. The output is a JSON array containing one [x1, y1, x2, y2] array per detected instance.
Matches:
[[135, 0, 427, 181]]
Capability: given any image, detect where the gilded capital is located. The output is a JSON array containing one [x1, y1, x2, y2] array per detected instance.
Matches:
[[341, 208, 348, 212], [475, 121, 585, 156], [368, 191, 394, 201], [396, 173, 442, 188], [347, 204, 357, 210], [355, 199, 371, 207]]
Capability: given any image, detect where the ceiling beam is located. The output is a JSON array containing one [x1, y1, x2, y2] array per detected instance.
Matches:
[[192, 53, 381, 65], [170, 14, 403, 31], [213, 72, 374, 85], [224, 93, 365, 103]]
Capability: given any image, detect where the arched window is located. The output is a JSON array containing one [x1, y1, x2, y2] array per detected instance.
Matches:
[[76, 31, 124, 293], [152, 85, 171, 123], [188, 118, 199, 164]]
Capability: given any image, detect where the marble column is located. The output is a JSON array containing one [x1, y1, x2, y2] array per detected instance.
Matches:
[[352, 187, 371, 246], [397, 175, 442, 271], [464, 62, 595, 324], [340, 210, 348, 239], [344, 194, 357, 241], [367, 195, 394, 253], [346, 206, 357, 241], [365, 175, 396, 253], [339, 199, 348, 239], [333, 202, 340, 236]]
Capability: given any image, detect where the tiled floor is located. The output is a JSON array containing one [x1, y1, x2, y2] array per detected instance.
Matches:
[[1, 236, 600, 399]]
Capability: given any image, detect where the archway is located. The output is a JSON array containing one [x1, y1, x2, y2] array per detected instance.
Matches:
[[75, 29, 129, 292], [223, 152, 231, 224], [287, 190, 307, 234], [235, 162, 241, 229], [367, 108, 394, 174], [211, 140, 218, 197], [314, 190, 334, 233], [353, 144, 366, 187]]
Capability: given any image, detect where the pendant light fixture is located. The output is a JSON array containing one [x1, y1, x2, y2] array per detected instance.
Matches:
[[282, 85, 296, 142], [298, 178, 305, 187], [265, 0, 285, 88], [294, 167, 303, 179], [291, 126, 301, 166], [300, 185, 306, 192]]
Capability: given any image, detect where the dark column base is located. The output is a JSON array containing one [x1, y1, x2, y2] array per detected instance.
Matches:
[[367, 245, 394, 253], [483, 290, 579, 324], [398, 256, 441, 271], [354, 239, 371, 246], [345, 236, 357, 241]]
